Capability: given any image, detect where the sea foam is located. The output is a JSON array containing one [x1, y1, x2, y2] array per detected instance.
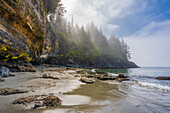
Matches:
[[138, 81, 170, 91]]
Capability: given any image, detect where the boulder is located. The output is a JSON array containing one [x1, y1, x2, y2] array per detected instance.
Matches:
[[80, 77, 95, 84], [156, 76, 170, 80], [0, 66, 10, 77]]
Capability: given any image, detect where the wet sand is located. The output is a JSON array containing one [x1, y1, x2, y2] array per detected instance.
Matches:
[[41, 80, 126, 113]]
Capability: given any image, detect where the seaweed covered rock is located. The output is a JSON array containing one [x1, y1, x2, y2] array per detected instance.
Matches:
[[43, 96, 61, 108], [0, 88, 28, 95], [13, 95, 62, 109], [156, 76, 170, 80]]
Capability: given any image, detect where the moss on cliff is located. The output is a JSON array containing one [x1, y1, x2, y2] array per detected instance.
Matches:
[[0, 0, 47, 63]]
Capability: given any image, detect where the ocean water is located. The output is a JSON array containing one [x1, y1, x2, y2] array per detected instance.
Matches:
[[98, 67, 170, 113], [101, 67, 170, 91]]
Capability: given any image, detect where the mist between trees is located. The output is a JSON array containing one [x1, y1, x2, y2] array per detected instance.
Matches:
[[44, 0, 134, 68]]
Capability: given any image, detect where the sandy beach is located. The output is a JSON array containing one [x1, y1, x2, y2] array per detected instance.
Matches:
[[0, 67, 170, 113], [0, 67, 90, 113], [0, 67, 126, 113]]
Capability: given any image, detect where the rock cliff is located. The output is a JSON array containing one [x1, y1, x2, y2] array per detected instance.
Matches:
[[0, 0, 56, 69]]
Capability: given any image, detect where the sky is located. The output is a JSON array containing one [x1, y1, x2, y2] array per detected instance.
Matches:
[[62, 0, 170, 67]]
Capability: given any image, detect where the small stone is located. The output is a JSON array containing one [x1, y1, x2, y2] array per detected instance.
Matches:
[[0, 77, 5, 82], [31, 89, 35, 92], [80, 77, 95, 84]]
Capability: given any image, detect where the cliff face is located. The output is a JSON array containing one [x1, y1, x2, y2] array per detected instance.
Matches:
[[0, 0, 51, 65]]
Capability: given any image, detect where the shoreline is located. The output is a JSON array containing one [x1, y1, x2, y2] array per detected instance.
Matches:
[[0, 66, 130, 113], [34, 64, 140, 69], [0, 67, 89, 112], [0, 67, 170, 113]]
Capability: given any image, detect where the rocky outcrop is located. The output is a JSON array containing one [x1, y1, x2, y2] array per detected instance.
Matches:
[[2, 63, 36, 72], [117, 74, 129, 78], [0, 88, 28, 95], [0, 0, 47, 56], [156, 76, 170, 80], [77, 69, 131, 82], [0, 0, 56, 67], [0, 66, 16, 81], [13, 95, 62, 109]]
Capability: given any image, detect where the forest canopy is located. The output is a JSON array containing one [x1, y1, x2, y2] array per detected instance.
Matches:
[[45, 6, 134, 68]]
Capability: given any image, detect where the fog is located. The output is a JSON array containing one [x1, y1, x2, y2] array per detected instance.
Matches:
[[125, 20, 170, 67], [61, 0, 170, 67]]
